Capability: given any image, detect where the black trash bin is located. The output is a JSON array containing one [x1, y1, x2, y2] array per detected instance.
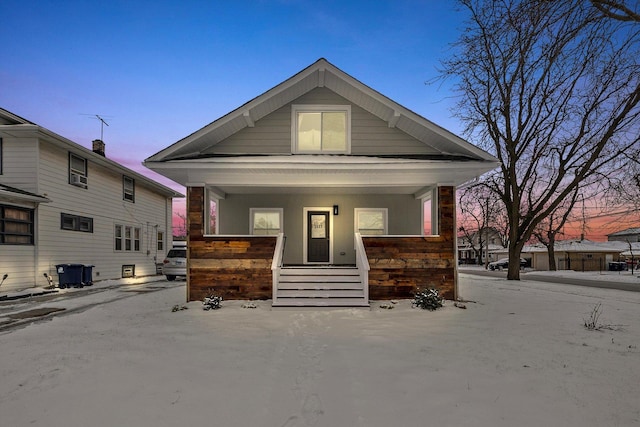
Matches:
[[56, 264, 84, 288], [82, 265, 94, 286]]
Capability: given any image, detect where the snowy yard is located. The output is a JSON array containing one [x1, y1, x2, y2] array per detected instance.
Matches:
[[1, 273, 639, 427]]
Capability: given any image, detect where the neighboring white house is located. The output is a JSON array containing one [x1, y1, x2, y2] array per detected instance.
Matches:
[[607, 227, 640, 243], [0, 108, 183, 292]]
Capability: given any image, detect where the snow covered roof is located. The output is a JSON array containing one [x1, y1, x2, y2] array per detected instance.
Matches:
[[607, 227, 640, 237]]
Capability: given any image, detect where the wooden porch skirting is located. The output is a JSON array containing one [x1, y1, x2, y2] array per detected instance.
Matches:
[[188, 237, 277, 302], [186, 236, 456, 302], [362, 236, 456, 301]]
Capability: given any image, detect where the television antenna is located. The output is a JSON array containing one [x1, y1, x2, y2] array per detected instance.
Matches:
[[80, 114, 112, 140]]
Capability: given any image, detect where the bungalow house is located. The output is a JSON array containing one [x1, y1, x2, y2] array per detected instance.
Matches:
[[144, 59, 498, 306], [0, 108, 182, 293]]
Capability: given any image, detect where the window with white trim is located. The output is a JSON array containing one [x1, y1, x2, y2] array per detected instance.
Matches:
[[355, 208, 388, 235], [423, 189, 439, 235], [157, 231, 164, 251], [292, 105, 350, 153], [250, 208, 283, 235], [115, 224, 141, 251], [69, 153, 88, 188], [123, 176, 135, 202], [205, 189, 219, 235]]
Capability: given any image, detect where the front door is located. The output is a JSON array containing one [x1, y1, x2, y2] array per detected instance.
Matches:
[[307, 211, 330, 263]]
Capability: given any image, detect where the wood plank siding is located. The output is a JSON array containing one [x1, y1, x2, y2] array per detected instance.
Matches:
[[363, 186, 457, 300], [187, 187, 276, 301]]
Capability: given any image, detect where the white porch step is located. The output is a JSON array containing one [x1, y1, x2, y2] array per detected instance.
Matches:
[[272, 298, 369, 307], [275, 267, 368, 307]]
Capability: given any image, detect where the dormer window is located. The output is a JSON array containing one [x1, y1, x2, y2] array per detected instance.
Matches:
[[292, 105, 351, 153]]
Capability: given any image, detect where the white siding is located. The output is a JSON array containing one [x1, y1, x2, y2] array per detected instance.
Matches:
[[35, 142, 172, 283], [0, 136, 39, 192], [208, 88, 436, 155], [0, 245, 37, 291]]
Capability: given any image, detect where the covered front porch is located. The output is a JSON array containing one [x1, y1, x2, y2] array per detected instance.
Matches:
[[186, 186, 457, 306]]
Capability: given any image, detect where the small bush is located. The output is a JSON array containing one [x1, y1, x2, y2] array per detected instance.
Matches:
[[203, 294, 223, 310], [412, 288, 444, 311]]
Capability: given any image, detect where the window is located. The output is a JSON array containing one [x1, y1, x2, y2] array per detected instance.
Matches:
[[292, 105, 350, 153], [125, 226, 132, 250], [69, 153, 88, 188], [157, 231, 164, 251], [115, 225, 123, 250], [61, 213, 93, 233], [1, 205, 34, 244], [250, 208, 283, 235], [134, 227, 140, 251], [355, 208, 388, 235], [423, 189, 439, 235], [0, 138, 3, 175], [115, 224, 141, 251], [123, 176, 135, 202], [205, 189, 219, 235]]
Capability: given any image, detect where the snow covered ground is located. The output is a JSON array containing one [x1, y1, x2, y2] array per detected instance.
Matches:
[[1, 273, 639, 427]]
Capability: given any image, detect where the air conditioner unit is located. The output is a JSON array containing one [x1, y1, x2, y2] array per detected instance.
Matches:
[[71, 173, 88, 187]]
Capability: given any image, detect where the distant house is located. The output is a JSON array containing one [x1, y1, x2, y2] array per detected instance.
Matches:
[[607, 227, 640, 243], [145, 58, 498, 306], [0, 108, 182, 292], [457, 227, 505, 265], [493, 240, 623, 271]]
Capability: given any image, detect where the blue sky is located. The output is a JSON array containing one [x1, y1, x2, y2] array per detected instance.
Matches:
[[1, 0, 466, 193]]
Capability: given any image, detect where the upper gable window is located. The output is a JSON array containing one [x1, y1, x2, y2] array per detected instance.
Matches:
[[292, 105, 351, 154]]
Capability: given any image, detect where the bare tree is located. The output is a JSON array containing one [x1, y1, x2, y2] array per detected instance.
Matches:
[[441, 0, 640, 279], [590, 0, 640, 22], [458, 184, 506, 265], [532, 188, 582, 270], [174, 212, 187, 239]]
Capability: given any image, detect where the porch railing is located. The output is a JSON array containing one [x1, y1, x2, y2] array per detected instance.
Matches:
[[354, 232, 370, 303], [271, 233, 286, 303]]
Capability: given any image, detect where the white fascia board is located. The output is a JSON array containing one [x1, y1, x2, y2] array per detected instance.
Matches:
[[147, 158, 497, 188]]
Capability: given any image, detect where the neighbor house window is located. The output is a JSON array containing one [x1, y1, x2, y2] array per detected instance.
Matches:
[[355, 208, 388, 235], [115, 224, 141, 251], [61, 213, 93, 233], [69, 153, 88, 188], [250, 208, 283, 235], [123, 176, 135, 202], [1, 204, 34, 244], [157, 231, 164, 251], [292, 105, 350, 153]]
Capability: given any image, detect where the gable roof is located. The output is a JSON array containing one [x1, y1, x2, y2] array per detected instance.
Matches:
[[607, 227, 640, 237], [0, 108, 183, 199], [146, 58, 497, 163]]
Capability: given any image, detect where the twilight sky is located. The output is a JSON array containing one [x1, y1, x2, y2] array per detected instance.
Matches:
[[1, 0, 633, 240]]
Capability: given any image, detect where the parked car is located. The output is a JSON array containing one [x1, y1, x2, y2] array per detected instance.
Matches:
[[488, 257, 527, 270], [162, 247, 187, 280]]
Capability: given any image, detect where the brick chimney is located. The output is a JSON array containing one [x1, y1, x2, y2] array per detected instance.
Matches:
[[92, 139, 105, 156]]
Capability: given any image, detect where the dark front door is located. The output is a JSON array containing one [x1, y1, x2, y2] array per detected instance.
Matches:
[[307, 211, 330, 263]]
